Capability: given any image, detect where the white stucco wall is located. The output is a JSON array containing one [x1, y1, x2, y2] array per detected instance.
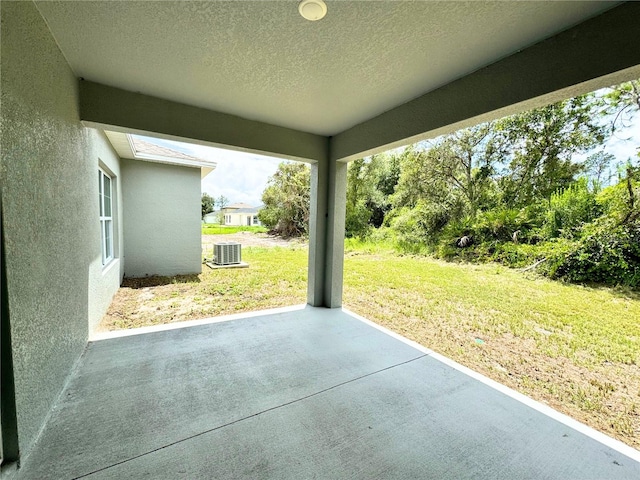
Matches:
[[203, 212, 220, 224], [225, 212, 260, 226], [1, 1, 123, 457], [122, 159, 202, 277], [87, 154, 124, 332]]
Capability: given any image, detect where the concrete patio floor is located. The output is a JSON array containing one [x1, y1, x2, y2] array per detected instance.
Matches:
[[17, 306, 640, 479]]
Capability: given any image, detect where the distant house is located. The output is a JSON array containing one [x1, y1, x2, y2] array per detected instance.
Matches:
[[222, 203, 263, 226]]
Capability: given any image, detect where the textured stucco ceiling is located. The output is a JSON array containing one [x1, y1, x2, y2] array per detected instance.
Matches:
[[35, 1, 616, 136]]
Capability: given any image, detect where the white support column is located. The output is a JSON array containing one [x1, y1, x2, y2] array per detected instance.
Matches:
[[307, 158, 347, 308]]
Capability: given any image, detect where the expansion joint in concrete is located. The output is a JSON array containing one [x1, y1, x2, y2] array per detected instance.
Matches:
[[72, 354, 429, 479]]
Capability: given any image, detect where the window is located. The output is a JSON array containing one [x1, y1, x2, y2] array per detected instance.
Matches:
[[253, 216, 259, 225], [99, 169, 113, 265]]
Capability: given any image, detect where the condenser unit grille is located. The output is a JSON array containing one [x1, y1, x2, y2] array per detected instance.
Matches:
[[214, 242, 241, 265]]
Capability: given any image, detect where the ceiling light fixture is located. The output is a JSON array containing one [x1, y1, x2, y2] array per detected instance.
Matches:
[[298, 0, 327, 21]]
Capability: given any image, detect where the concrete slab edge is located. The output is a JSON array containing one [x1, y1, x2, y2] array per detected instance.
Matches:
[[89, 304, 308, 341], [342, 307, 640, 463], [204, 261, 249, 270]]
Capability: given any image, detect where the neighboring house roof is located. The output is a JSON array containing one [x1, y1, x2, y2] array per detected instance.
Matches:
[[232, 207, 261, 214], [225, 203, 254, 210], [104, 131, 216, 179], [223, 204, 262, 214]]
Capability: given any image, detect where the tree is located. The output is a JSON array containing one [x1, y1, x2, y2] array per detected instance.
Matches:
[[216, 195, 229, 224], [345, 158, 372, 237], [389, 124, 502, 227], [390, 146, 450, 210], [216, 195, 229, 210], [389, 146, 468, 244], [601, 79, 640, 161], [201, 193, 215, 219], [259, 162, 310, 237], [345, 153, 401, 237], [602, 79, 640, 133], [366, 153, 401, 227], [496, 95, 605, 207], [419, 123, 502, 214], [583, 151, 616, 190]]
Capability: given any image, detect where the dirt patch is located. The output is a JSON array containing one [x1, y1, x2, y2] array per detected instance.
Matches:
[[97, 236, 308, 332], [201, 232, 306, 250]]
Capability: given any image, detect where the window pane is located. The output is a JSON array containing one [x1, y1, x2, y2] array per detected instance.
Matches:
[[104, 175, 112, 217], [99, 170, 115, 265], [105, 220, 112, 262], [101, 220, 106, 264], [99, 173, 104, 216]]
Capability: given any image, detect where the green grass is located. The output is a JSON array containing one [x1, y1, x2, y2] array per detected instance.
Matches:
[[202, 224, 268, 235], [103, 244, 640, 448], [342, 251, 640, 448], [344, 253, 640, 367]]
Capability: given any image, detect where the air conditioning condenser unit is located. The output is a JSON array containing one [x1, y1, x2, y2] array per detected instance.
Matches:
[[214, 242, 241, 265]]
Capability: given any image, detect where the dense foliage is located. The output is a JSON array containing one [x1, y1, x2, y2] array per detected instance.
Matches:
[[259, 162, 311, 237], [343, 81, 640, 288]]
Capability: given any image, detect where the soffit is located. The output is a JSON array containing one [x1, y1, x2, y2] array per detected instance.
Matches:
[[36, 1, 616, 136]]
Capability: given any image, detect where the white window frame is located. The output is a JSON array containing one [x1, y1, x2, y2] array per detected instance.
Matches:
[[99, 169, 114, 266]]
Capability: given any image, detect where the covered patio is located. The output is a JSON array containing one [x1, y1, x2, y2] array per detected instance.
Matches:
[[17, 307, 640, 478], [3, 1, 640, 477]]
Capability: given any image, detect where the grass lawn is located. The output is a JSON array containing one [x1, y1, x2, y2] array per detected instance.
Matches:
[[100, 243, 640, 449], [201, 224, 268, 235], [343, 248, 640, 450]]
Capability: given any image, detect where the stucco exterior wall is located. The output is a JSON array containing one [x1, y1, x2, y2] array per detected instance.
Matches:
[[122, 159, 202, 277], [1, 1, 123, 457], [225, 212, 260, 226], [87, 156, 124, 333], [203, 212, 220, 224]]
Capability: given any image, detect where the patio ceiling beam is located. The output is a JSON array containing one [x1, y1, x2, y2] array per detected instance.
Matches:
[[331, 2, 640, 162], [78, 81, 329, 163]]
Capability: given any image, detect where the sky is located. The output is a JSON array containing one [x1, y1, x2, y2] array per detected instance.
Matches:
[[601, 121, 639, 163], [143, 108, 637, 208]]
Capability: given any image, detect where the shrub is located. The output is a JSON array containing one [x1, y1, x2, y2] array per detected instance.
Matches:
[[552, 218, 640, 287], [542, 179, 601, 240], [596, 176, 640, 223], [345, 200, 372, 238], [390, 201, 454, 252], [473, 207, 540, 243]]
